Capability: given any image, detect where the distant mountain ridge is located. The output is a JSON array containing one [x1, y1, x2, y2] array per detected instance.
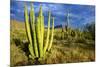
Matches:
[[11, 20, 94, 31]]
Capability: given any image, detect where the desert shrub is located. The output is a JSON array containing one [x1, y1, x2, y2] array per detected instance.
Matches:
[[54, 32, 62, 40], [75, 37, 86, 43], [83, 22, 95, 40], [70, 30, 76, 37]]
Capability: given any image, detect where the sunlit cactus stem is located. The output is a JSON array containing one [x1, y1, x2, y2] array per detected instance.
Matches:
[[44, 11, 51, 54], [24, 4, 35, 57], [48, 17, 54, 51], [36, 17, 42, 57], [30, 3, 39, 57], [36, 5, 44, 58]]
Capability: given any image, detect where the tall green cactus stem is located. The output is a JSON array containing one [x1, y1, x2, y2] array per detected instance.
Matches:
[[24, 4, 35, 57], [48, 17, 54, 51], [36, 5, 44, 57], [44, 11, 51, 54], [36, 17, 42, 57], [30, 4, 39, 57]]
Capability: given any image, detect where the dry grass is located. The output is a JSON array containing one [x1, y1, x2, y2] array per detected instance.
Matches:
[[10, 44, 28, 66]]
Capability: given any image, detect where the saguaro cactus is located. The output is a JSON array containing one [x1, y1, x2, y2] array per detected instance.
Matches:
[[24, 4, 54, 59]]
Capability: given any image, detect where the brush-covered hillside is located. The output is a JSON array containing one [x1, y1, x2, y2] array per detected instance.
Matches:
[[10, 20, 95, 66]]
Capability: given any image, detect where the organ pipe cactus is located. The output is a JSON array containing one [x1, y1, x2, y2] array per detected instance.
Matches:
[[24, 4, 54, 59]]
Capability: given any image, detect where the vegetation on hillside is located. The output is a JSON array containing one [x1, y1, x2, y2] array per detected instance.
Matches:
[[10, 19, 95, 66]]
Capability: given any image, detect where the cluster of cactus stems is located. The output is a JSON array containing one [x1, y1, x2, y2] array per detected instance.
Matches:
[[24, 4, 54, 59]]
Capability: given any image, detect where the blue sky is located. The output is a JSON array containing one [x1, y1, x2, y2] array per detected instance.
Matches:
[[10, 0, 95, 28]]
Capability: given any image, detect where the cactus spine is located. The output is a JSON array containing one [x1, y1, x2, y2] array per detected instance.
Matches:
[[24, 4, 54, 59]]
